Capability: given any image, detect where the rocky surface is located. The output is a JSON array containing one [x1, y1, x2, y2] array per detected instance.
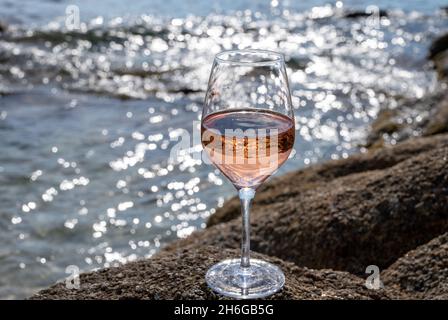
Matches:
[[32, 246, 390, 300], [382, 233, 448, 299], [32, 133, 448, 300], [343, 9, 388, 19], [364, 92, 448, 148], [424, 95, 448, 136], [429, 33, 448, 80], [167, 135, 448, 275], [0, 21, 6, 33]]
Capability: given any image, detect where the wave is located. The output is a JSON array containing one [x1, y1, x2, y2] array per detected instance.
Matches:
[[0, 6, 446, 99]]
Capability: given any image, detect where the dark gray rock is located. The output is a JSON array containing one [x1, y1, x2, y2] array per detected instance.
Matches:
[[429, 33, 448, 60], [429, 33, 448, 80], [0, 21, 6, 33], [382, 233, 448, 299], [343, 10, 388, 19]]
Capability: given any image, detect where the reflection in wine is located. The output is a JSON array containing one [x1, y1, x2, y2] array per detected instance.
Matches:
[[201, 109, 295, 189]]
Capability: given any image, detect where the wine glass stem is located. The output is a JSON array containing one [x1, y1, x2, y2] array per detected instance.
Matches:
[[239, 187, 256, 268]]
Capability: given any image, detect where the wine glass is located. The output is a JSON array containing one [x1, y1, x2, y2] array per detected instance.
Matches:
[[201, 49, 295, 299]]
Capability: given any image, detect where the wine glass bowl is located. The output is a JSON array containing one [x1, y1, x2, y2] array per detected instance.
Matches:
[[201, 49, 295, 299], [204, 50, 293, 118]]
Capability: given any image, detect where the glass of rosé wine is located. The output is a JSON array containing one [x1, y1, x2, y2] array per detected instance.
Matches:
[[201, 49, 295, 299]]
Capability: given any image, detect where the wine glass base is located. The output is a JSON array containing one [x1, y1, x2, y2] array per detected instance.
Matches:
[[205, 258, 285, 299]]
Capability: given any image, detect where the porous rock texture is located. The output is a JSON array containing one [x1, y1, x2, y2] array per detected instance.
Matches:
[[382, 233, 448, 299], [31, 246, 390, 300]]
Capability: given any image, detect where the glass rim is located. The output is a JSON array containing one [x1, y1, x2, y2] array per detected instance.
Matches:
[[214, 49, 285, 66]]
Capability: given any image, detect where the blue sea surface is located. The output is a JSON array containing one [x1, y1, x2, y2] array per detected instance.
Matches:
[[1, 0, 447, 24], [0, 0, 447, 298]]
